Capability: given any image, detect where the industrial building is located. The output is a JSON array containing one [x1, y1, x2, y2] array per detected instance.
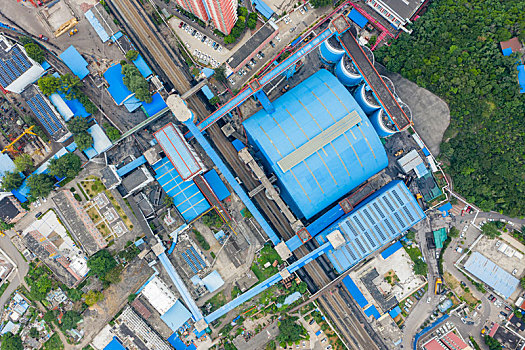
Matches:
[[316, 180, 425, 273], [0, 193, 27, 224], [423, 329, 473, 350], [463, 251, 519, 299], [0, 35, 47, 94], [365, 0, 424, 31], [243, 69, 388, 219]]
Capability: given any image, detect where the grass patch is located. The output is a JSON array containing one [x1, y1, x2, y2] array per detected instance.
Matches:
[[207, 291, 226, 312], [77, 183, 88, 200], [193, 228, 210, 250], [0, 282, 10, 298], [81, 176, 105, 199], [105, 191, 133, 230], [96, 222, 112, 238], [86, 206, 100, 223]]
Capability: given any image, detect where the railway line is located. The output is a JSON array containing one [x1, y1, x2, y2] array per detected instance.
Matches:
[[104, 1, 381, 348]]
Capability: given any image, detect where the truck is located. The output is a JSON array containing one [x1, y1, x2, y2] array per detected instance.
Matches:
[[435, 278, 443, 295]]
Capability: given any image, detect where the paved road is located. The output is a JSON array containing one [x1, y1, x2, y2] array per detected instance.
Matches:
[[0, 232, 30, 308]]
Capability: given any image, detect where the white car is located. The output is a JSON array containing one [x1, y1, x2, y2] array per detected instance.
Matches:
[[276, 35, 281, 42], [299, 7, 305, 14], [218, 46, 223, 52]]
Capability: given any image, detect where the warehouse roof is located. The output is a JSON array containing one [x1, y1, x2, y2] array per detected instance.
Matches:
[[59, 46, 89, 79], [103, 64, 134, 105], [243, 70, 388, 219], [154, 123, 202, 180], [316, 180, 425, 273], [464, 251, 519, 299]]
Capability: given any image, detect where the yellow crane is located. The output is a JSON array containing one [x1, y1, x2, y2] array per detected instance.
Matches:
[[1, 125, 37, 154]]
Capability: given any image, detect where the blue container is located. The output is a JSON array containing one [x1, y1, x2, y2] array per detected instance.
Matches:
[[318, 36, 345, 64]]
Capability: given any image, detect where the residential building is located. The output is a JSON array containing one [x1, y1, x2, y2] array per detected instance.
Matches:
[[175, 0, 238, 34]]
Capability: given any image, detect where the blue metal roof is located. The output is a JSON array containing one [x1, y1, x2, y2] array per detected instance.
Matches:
[[243, 70, 388, 219], [232, 139, 246, 152], [251, 0, 274, 19], [49, 92, 90, 122], [123, 96, 142, 112], [342, 276, 368, 308], [160, 300, 192, 332], [202, 270, 224, 292], [517, 64, 525, 93], [203, 169, 230, 201], [502, 47, 513, 56], [153, 158, 210, 222], [201, 85, 214, 100], [104, 337, 126, 350], [154, 123, 202, 180], [132, 54, 152, 78], [0, 153, 16, 179], [103, 64, 134, 105], [348, 9, 368, 28], [59, 46, 89, 79], [85, 10, 110, 42], [141, 92, 168, 117], [117, 155, 147, 177], [316, 180, 425, 273], [364, 305, 381, 319], [464, 251, 519, 299], [167, 333, 197, 350], [380, 241, 403, 259], [389, 305, 401, 319]]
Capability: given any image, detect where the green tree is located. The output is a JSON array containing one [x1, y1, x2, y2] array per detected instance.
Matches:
[[237, 6, 248, 17], [27, 173, 55, 198], [66, 287, 83, 302], [75, 131, 94, 151], [24, 43, 45, 63], [58, 73, 82, 99], [38, 75, 60, 95], [128, 293, 137, 303], [163, 195, 174, 207], [47, 153, 82, 179], [1, 332, 23, 350], [310, 0, 330, 8], [277, 316, 305, 345], [88, 249, 117, 279], [0, 219, 14, 231], [298, 281, 307, 294], [134, 87, 153, 103], [449, 227, 459, 238], [484, 335, 502, 350], [13, 154, 34, 173], [1, 171, 23, 191], [121, 64, 152, 102], [43, 333, 63, 350], [413, 260, 428, 276], [83, 290, 104, 306], [60, 311, 81, 331], [29, 327, 39, 338], [214, 66, 227, 82], [521, 277, 525, 290], [209, 96, 220, 105], [481, 222, 501, 239], [43, 310, 56, 324], [102, 265, 123, 285], [103, 123, 121, 141], [126, 49, 139, 61], [67, 116, 89, 134]]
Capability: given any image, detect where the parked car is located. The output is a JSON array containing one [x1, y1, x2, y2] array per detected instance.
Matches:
[[35, 212, 42, 218], [38, 34, 49, 42], [259, 51, 265, 57], [68, 28, 78, 36], [179, 21, 184, 28]]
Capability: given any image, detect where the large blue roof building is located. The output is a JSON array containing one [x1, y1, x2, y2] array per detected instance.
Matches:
[[243, 70, 388, 219]]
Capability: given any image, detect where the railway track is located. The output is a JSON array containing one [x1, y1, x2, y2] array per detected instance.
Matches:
[[104, 2, 382, 348]]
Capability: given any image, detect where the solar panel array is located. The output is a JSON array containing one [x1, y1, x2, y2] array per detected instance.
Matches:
[[26, 93, 64, 135], [317, 181, 425, 273], [181, 247, 206, 273], [0, 46, 32, 88]]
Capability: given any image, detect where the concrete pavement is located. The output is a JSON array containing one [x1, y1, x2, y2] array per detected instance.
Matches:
[[0, 232, 30, 308]]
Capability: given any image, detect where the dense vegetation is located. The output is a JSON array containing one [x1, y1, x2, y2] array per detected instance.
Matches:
[[376, 0, 525, 216], [121, 64, 152, 103], [48, 153, 82, 179], [67, 116, 93, 151], [37, 74, 98, 114], [277, 316, 307, 346]]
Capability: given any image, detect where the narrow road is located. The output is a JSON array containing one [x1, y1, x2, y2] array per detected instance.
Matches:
[[0, 231, 29, 308]]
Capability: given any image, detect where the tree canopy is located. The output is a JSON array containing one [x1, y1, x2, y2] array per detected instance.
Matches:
[[27, 173, 55, 199], [277, 316, 306, 345], [38, 75, 61, 95], [60, 310, 81, 331], [1, 332, 23, 350], [484, 335, 502, 350], [43, 333, 63, 350], [448, 227, 459, 238], [25, 265, 54, 301], [481, 222, 501, 239], [87, 249, 117, 279], [24, 43, 45, 63], [47, 153, 82, 179], [376, 0, 525, 217], [75, 131, 94, 151], [13, 154, 34, 173], [67, 116, 89, 134], [1, 171, 23, 191], [83, 290, 104, 306], [126, 49, 139, 61], [104, 123, 121, 141], [310, 0, 330, 8], [121, 64, 152, 103]]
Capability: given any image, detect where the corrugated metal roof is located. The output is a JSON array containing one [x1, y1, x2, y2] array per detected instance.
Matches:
[[243, 70, 388, 219], [132, 54, 153, 78], [203, 169, 230, 201], [84, 124, 112, 159], [59, 46, 89, 79], [160, 300, 192, 332], [464, 251, 519, 299], [317, 180, 425, 273], [85, 10, 110, 42], [103, 64, 134, 105]]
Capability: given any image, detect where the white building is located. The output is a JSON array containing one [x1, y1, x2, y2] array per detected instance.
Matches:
[[141, 276, 177, 315], [0, 35, 46, 94]]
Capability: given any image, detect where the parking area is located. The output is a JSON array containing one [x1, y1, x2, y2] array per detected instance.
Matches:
[[168, 17, 229, 68]]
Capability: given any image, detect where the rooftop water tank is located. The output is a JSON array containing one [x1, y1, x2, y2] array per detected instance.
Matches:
[[353, 83, 380, 115], [335, 54, 362, 86], [319, 36, 345, 65]]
